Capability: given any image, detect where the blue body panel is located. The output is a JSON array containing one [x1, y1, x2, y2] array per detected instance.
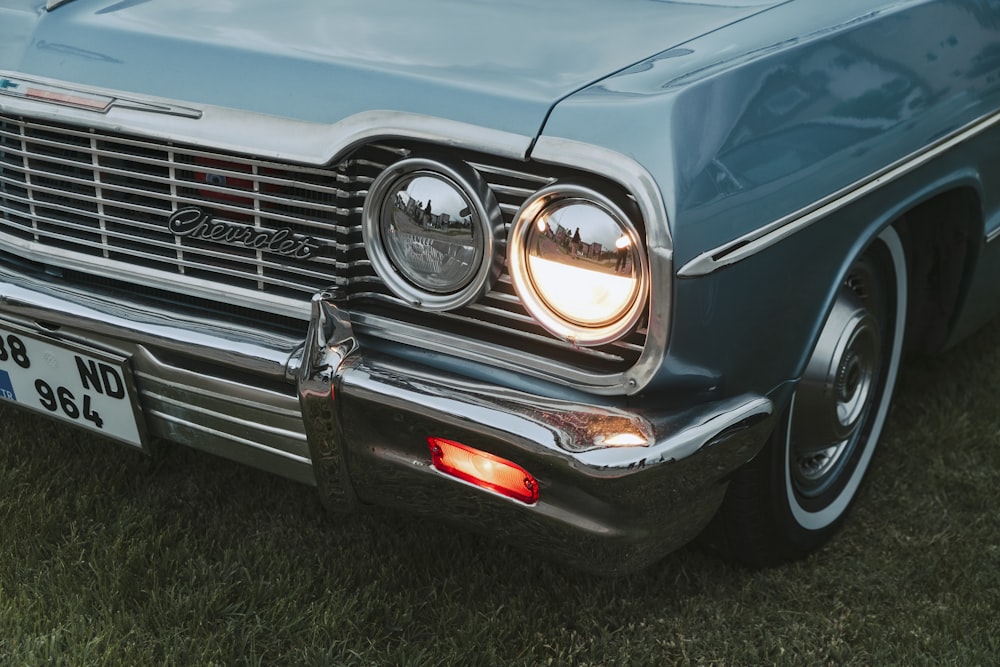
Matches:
[[0, 0, 40, 66], [2, 0, 781, 136], [541, 0, 1000, 399]]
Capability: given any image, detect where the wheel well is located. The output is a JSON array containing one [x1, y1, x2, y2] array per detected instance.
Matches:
[[895, 187, 981, 354]]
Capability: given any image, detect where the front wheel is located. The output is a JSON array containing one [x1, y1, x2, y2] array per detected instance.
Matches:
[[715, 226, 907, 567]]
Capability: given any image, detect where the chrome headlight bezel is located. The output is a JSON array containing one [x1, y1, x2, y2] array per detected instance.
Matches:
[[362, 157, 505, 311], [508, 183, 650, 347]]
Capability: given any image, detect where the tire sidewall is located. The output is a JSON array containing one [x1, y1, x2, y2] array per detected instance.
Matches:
[[773, 227, 908, 552]]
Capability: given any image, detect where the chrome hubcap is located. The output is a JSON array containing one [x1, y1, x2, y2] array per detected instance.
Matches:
[[789, 278, 880, 497]]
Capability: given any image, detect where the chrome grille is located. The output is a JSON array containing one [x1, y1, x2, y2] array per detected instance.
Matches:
[[0, 115, 361, 299], [0, 114, 646, 371]]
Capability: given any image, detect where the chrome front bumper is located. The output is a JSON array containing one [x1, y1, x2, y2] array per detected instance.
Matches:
[[0, 265, 774, 572], [300, 291, 774, 571]]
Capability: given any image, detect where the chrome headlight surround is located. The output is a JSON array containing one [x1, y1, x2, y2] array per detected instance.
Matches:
[[509, 183, 649, 347], [363, 157, 504, 311]]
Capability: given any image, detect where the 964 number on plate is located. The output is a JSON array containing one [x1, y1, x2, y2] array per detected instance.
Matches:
[[0, 327, 144, 448]]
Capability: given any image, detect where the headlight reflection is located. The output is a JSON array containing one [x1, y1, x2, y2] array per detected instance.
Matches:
[[510, 186, 648, 346]]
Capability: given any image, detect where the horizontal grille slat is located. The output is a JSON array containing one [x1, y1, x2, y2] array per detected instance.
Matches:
[[1, 121, 369, 182], [0, 113, 646, 374], [0, 146, 360, 207], [1, 162, 362, 229]]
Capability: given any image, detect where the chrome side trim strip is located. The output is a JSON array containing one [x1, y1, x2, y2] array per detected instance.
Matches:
[[678, 109, 1000, 278], [0, 70, 533, 165], [985, 222, 1000, 244]]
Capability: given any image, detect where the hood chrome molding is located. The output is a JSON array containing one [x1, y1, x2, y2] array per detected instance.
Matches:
[[46, 0, 77, 10], [0, 73, 203, 118]]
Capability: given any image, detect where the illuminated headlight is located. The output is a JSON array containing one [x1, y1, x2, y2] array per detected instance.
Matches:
[[363, 158, 504, 310], [509, 184, 648, 346]]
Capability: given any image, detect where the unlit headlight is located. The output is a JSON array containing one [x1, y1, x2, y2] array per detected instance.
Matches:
[[509, 184, 648, 346], [363, 158, 503, 310]]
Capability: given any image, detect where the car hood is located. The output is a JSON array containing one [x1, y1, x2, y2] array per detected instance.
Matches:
[[2, 0, 783, 137]]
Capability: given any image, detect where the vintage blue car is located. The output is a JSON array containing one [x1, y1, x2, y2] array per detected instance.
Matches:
[[0, 0, 997, 571]]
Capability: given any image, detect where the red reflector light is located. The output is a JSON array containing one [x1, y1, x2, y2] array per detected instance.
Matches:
[[428, 438, 539, 504]]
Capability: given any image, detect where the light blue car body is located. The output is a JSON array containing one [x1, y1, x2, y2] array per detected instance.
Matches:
[[1, 0, 999, 570]]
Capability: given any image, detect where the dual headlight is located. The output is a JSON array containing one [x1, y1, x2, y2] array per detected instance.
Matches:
[[363, 158, 648, 347]]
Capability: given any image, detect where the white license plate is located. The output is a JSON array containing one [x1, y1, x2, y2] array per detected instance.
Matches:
[[0, 325, 144, 448]]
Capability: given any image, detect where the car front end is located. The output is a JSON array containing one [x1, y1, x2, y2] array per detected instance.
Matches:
[[0, 0, 793, 571]]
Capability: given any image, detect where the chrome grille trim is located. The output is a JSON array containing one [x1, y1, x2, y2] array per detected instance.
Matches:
[[0, 110, 650, 384], [133, 350, 312, 482], [0, 114, 370, 311]]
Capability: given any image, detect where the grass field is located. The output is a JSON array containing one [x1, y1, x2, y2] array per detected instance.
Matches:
[[1, 319, 999, 665]]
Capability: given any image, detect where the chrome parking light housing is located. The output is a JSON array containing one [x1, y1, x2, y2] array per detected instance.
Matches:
[[362, 157, 505, 311], [509, 183, 649, 346]]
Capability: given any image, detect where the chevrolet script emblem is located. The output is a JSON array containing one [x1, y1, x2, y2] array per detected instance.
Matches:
[[168, 207, 324, 260]]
